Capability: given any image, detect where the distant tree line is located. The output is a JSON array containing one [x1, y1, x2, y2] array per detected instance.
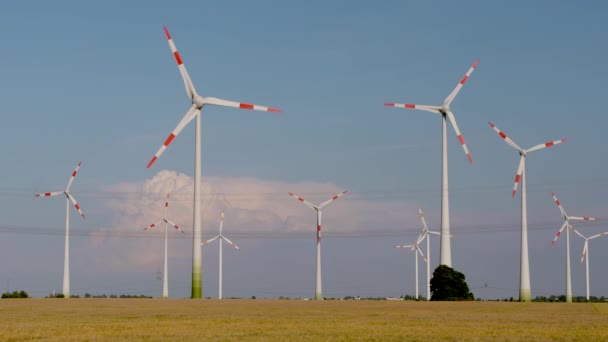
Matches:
[[2, 291, 29, 298]]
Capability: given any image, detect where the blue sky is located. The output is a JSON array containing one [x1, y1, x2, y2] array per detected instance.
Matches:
[[1, 1, 608, 299]]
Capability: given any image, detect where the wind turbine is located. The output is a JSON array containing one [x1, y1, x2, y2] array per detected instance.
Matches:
[[418, 209, 440, 301], [288, 190, 348, 300], [396, 233, 426, 300], [384, 60, 479, 267], [35, 161, 85, 298], [488, 122, 567, 301], [146, 26, 280, 299], [549, 192, 599, 303], [572, 228, 608, 301], [202, 211, 240, 300], [144, 194, 185, 298]]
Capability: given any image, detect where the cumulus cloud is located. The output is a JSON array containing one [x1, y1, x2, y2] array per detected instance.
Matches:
[[85, 170, 420, 272]]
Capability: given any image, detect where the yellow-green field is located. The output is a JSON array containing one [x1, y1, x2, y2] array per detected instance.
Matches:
[[1, 299, 607, 341]]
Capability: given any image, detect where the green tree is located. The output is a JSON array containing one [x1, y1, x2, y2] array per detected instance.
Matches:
[[430, 265, 474, 301]]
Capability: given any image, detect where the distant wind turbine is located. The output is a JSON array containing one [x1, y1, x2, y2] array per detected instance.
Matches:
[[489, 122, 567, 301], [202, 211, 240, 300], [418, 209, 440, 301], [35, 161, 86, 298], [288, 190, 348, 300], [146, 26, 281, 298], [396, 233, 426, 300], [144, 194, 185, 298], [572, 229, 608, 301], [550, 192, 599, 303], [385, 60, 479, 267]]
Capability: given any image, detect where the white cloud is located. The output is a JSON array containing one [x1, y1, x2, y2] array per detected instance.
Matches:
[[84, 170, 420, 272]]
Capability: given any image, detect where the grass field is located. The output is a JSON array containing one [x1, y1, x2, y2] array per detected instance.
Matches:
[[0, 299, 607, 341]]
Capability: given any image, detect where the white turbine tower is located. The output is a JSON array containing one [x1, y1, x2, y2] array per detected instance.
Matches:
[[144, 194, 185, 298], [396, 233, 426, 300], [418, 209, 440, 301], [549, 192, 599, 303], [35, 161, 85, 298], [489, 122, 567, 301], [202, 211, 240, 300], [146, 26, 280, 299], [572, 229, 608, 301], [385, 60, 479, 267], [288, 190, 348, 300]]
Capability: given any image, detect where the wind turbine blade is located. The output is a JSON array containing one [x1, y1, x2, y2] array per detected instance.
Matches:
[[165, 219, 185, 233], [588, 232, 608, 240], [416, 232, 427, 245], [551, 221, 569, 246], [35, 191, 64, 198], [65, 161, 82, 192], [383, 103, 441, 113], [526, 139, 568, 153], [488, 122, 523, 152], [319, 190, 349, 209], [446, 111, 472, 164], [145, 220, 163, 231], [415, 246, 427, 262], [418, 209, 430, 232], [580, 242, 588, 264], [146, 106, 199, 168], [568, 216, 599, 221], [287, 192, 317, 210], [512, 155, 525, 198], [551, 192, 568, 219], [443, 60, 479, 107], [163, 26, 197, 99], [202, 236, 220, 245], [396, 244, 414, 249], [66, 193, 85, 219], [165, 194, 170, 208], [204, 97, 281, 113], [219, 211, 224, 235], [221, 235, 240, 250], [572, 227, 587, 240]]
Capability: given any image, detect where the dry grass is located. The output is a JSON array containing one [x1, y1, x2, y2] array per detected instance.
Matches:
[[0, 299, 607, 341]]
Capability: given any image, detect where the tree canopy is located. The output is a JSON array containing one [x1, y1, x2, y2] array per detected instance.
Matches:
[[430, 265, 474, 301]]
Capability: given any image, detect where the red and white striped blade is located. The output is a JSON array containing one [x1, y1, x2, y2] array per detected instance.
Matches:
[[588, 231, 608, 240], [146, 106, 200, 168], [526, 139, 568, 153], [396, 244, 414, 249], [221, 235, 240, 250], [145, 220, 163, 231], [568, 216, 599, 221], [580, 241, 588, 263], [67, 193, 85, 219], [415, 245, 427, 262], [66, 161, 82, 192], [551, 221, 568, 246], [488, 122, 523, 152], [287, 192, 317, 210], [35, 191, 63, 198], [163, 26, 197, 99], [415, 232, 426, 245], [202, 235, 220, 245], [204, 97, 281, 113], [572, 227, 587, 240], [383, 103, 441, 113], [165, 218, 185, 233], [444, 60, 479, 107], [319, 190, 349, 209], [419, 209, 430, 232], [512, 155, 525, 198], [551, 192, 568, 219], [219, 211, 224, 235], [446, 111, 472, 164]]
